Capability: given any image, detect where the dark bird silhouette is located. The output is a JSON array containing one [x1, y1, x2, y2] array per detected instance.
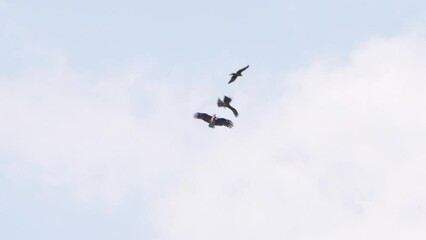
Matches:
[[193, 112, 234, 128], [228, 65, 249, 84], [217, 96, 238, 117]]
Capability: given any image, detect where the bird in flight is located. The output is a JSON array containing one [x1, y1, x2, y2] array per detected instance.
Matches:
[[193, 112, 234, 128], [217, 96, 238, 117], [228, 65, 249, 84]]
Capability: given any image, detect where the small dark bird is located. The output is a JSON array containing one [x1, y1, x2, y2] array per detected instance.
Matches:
[[228, 65, 249, 84], [193, 112, 234, 128], [217, 96, 238, 117]]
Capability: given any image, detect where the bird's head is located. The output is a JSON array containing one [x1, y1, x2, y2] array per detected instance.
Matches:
[[210, 114, 216, 122]]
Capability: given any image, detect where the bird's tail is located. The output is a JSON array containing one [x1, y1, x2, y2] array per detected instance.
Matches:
[[217, 98, 226, 107]]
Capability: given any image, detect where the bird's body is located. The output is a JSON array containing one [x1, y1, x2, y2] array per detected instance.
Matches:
[[208, 114, 217, 128], [194, 112, 234, 128], [217, 96, 238, 117], [228, 65, 249, 84]]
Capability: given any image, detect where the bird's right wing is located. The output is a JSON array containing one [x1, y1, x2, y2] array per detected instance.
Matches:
[[236, 65, 249, 74], [194, 112, 211, 123], [228, 105, 239, 117]]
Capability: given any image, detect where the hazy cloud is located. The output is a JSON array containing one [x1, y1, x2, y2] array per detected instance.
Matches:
[[150, 34, 426, 240], [1, 33, 426, 239]]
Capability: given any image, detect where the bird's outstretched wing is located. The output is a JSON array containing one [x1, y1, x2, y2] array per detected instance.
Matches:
[[228, 74, 237, 84], [236, 65, 249, 74], [217, 96, 238, 117], [228, 105, 238, 117], [217, 98, 226, 107], [223, 96, 232, 104], [194, 112, 212, 123], [215, 118, 234, 128]]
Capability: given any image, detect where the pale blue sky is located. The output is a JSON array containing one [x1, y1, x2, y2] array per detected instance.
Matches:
[[2, 1, 426, 240], [2, 0, 425, 73]]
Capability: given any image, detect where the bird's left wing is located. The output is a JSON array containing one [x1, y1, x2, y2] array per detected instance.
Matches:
[[217, 98, 226, 107], [215, 118, 234, 128], [228, 75, 237, 84]]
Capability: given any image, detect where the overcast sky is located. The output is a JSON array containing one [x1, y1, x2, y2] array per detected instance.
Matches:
[[1, 0, 426, 239]]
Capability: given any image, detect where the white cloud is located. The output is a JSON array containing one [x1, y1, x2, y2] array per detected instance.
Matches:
[[2, 31, 426, 239], [149, 34, 426, 240], [0, 54, 206, 208]]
